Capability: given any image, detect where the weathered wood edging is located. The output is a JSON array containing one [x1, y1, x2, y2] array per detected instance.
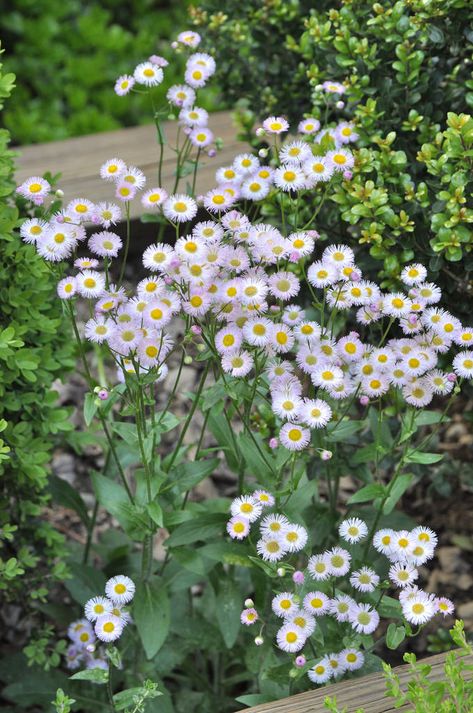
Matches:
[[244, 651, 473, 712], [15, 111, 246, 219]]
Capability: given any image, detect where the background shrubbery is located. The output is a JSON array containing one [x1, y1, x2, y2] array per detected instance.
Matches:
[[0, 50, 75, 665], [1, 0, 220, 145], [193, 0, 473, 304]]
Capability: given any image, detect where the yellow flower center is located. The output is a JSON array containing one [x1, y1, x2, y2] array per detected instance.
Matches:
[[288, 428, 302, 441], [174, 201, 187, 212], [146, 346, 158, 358], [144, 68, 155, 77], [212, 194, 225, 204], [84, 278, 96, 288], [150, 308, 163, 320], [103, 622, 115, 633], [283, 171, 296, 182], [311, 598, 323, 608], [28, 182, 42, 193], [223, 334, 235, 346], [286, 632, 297, 643]]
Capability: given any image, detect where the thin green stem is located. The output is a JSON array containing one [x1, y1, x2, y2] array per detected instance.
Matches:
[[118, 202, 131, 285]]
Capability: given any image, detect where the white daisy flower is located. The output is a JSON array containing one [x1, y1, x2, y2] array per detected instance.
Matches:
[[163, 194, 198, 223], [402, 592, 436, 625], [221, 350, 254, 377], [230, 495, 263, 522], [307, 261, 338, 288], [308, 658, 332, 684], [349, 602, 380, 634], [260, 513, 290, 538], [57, 276, 77, 300], [105, 575, 136, 605], [76, 270, 105, 298], [401, 263, 428, 285], [17, 175, 51, 201], [274, 165, 306, 192], [281, 524, 308, 553], [20, 217, 48, 243], [262, 116, 289, 134], [279, 423, 310, 451], [307, 553, 331, 581], [303, 157, 334, 183], [289, 610, 316, 636], [453, 350, 473, 379], [303, 591, 330, 616], [133, 61, 163, 87], [240, 177, 271, 201], [94, 614, 124, 642], [326, 547, 351, 576], [339, 648, 364, 672], [350, 567, 379, 593], [167, 83, 196, 107], [84, 596, 113, 622], [272, 592, 299, 618], [338, 517, 368, 544], [329, 594, 355, 623], [276, 623, 306, 652], [279, 141, 312, 165], [100, 158, 126, 181], [226, 515, 250, 540], [256, 536, 287, 562], [298, 117, 320, 134]]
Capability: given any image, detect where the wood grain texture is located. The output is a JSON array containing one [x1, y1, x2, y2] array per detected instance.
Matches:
[[15, 111, 246, 219], [244, 651, 473, 712]]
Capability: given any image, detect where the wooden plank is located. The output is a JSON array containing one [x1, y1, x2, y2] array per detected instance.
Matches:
[[14, 111, 246, 219], [244, 651, 473, 712]]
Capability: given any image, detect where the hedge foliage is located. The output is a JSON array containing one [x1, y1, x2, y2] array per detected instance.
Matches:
[[0, 46, 75, 648], [2, 0, 200, 144], [193, 0, 473, 301]]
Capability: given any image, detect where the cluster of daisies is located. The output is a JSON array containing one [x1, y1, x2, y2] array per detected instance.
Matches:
[[230, 493, 453, 685], [65, 575, 135, 671], [112, 29, 219, 156]]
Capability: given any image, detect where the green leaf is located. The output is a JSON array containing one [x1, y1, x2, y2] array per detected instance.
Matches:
[[173, 457, 219, 493], [383, 474, 413, 514], [49, 475, 90, 526], [91, 472, 148, 540], [326, 420, 362, 442], [236, 694, 275, 707], [70, 667, 108, 684], [147, 500, 163, 527], [65, 562, 107, 606], [134, 581, 170, 659], [348, 484, 385, 504], [386, 623, 406, 650], [208, 411, 240, 472], [216, 578, 241, 649], [83, 392, 98, 427], [113, 687, 162, 710], [238, 432, 275, 484], [404, 450, 443, 465], [165, 513, 226, 548]]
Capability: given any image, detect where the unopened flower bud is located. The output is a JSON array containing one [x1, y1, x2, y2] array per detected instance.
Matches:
[[336, 100, 345, 109], [55, 189, 64, 198], [350, 269, 362, 282], [295, 655, 306, 667], [321, 449, 332, 461], [191, 325, 202, 335], [270, 305, 280, 313], [292, 570, 305, 585], [168, 113, 177, 120], [307, 230, 320, 239], [164, 276, 173, 285], [343, 170, 353, 180], [98, 389, 109, 401], [244, 598, 254, 608], [289, 251, 300, 262], [407, 314, 418, 325], [258, 148, 268, 158], [55, 215, 65, 224], [277, 567, 285, 577], [197, 343, 205, 353], [196, 195, 204, 205], [447, 372, 457, 382], [289, 668, 298, 678], [269, 437, 279, 449], [256, 127, 265, 137], [183, 355, 193, 365], [183, 126, 192, 136], [315, 84, 323, 91], [254, 636, 264, 646], [171, 41, 178, 49], [359, 395, 370, 406], [207, 148, 217, 158], [86, 644, 96, 653]]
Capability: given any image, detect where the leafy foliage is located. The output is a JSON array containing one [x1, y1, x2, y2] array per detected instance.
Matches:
[[1, 0, 218, 144], [0, 44, 75, 658], [194, 0, 473, 300]]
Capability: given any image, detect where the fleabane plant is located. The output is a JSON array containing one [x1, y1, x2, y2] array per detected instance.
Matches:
[[15, 29, 472, 707]]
